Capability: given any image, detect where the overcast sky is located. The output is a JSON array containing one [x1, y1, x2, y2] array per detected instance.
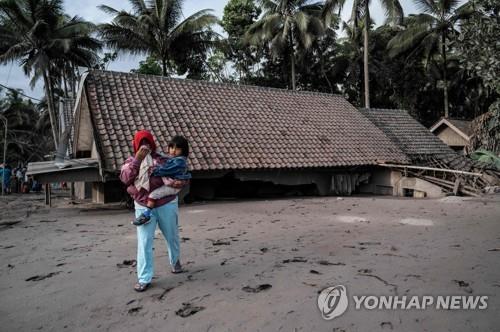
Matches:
[[0, 0, 422, 100]]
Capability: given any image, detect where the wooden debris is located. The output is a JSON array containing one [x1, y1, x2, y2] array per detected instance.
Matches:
[[379, 154, 500, 197]]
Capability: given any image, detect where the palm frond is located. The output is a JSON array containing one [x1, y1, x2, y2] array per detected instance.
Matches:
[[165, 0, 183, 30], [54, 17, 96, 37], [380, 0, 404, 25], [169, 9, 218, 41], [321, 0, 344, 27], [129, 0, 149, 15], [451, 1, 476, 22], [419, 32, 440, 65], [387, 16, 434, 57], [245, 12, 281, 44], [98, 22, 151, 54], [294, 10, 310, 34], [156, 0, 168, 30], [97, 4, 120, 16], [269, 30, 286, 59], [413, 0, 438, 15], [442, 0, 461, 14], [0, 42, 31, 64], [258, 0, 279, 14], [0, 0, 33, 31], [323, 0, 346, 15], [349, 0, 362, 25]]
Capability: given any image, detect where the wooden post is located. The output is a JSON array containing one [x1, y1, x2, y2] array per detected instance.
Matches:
[[45, 183, 51, 207], [453, 178, 461, 196]]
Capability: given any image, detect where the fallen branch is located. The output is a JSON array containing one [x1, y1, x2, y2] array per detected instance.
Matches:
[[0, 220, 22, 226]]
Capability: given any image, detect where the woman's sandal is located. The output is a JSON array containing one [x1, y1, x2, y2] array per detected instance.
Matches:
[[171, 260, 183, 274], [134, 282, 151, 292]]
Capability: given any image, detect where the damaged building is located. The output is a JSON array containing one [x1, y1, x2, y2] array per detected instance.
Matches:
[[27, 70, 499, 203]]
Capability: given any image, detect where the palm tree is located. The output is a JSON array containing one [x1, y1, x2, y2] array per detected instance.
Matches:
[[245, 0, 335, 90], [98, 0, 219, 77], [387, 0, 474, 118], [336, 20, 365, 102], [0, 0, 102, 149], [0, 90, 52, 163], [334, 0, 403, 107]]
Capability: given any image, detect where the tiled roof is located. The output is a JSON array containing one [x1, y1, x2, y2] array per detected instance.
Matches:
[[84, 70, 408, 172], [430, 118, 473, 140], [360, 108, 454, 158], [446, 119, 472, 137], [430, 118, 472, 138]]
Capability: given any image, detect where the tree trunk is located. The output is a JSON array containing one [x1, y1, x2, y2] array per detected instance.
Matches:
[[48, 73, 60, 137], [63, 68, 69, 98], [162, 58, 167, 76], [363, 2, 370, 108], [289, 31, 296, 90], [70, 64, 77, 96], [63, 77, 69, 98], [42, 71, 59, 150], [442, 32, 449, 118], [320, 55, 334, 94]]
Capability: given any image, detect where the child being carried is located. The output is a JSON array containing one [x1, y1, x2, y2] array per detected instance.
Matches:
[[133, 135, 191, 226]]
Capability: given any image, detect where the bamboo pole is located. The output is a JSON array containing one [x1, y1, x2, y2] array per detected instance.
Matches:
[[378, 163, 483, 177]]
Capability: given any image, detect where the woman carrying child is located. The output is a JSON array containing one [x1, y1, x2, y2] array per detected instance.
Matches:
[[120, 130, 190, 292]]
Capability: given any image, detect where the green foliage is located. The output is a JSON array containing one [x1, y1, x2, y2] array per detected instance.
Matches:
[[96, 52, 118, 70], [468, 100, 500, 154], [131, 56, 162, 76], [205, 50, 233, 82], [454, 0, 499, 152], [222, 0, 261, 38], [221, 0, 261, 82], [470, 149, 500, 169], [296, 25, 344, 93], [457, 0, 500, 94]]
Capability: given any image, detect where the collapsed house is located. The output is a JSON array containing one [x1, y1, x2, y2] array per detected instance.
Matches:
[[361, 108, 499, 197], [27, 70, 499, 203]]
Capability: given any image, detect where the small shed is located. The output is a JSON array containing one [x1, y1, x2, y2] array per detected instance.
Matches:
[[430, 118, 472, 153]]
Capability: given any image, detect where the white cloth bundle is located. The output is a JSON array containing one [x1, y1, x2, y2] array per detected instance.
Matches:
[[134, 154, 153, 191]]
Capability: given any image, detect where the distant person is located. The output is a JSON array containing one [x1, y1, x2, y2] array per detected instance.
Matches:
[[32, 180, 42, 193], [16, 167, 22, 180], [11, 172, 18, 193], [0, 164, 12, 194], [133, 135, 191, 226], [16, 167, 24, 192]]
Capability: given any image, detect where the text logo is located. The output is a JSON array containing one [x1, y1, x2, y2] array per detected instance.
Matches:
[[317, 285, 349, 320]]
